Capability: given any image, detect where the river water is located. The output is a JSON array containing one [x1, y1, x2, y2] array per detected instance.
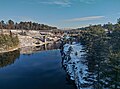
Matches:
[[0, 43, 76, 89]]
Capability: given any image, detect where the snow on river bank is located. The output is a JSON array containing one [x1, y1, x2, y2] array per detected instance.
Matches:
[[61, 42, 92, 89]]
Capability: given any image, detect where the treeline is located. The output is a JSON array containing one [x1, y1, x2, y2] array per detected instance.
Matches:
[[79, 19, 120, 88], [78, 18, 120, 32], [0, 33, 19, 51], [0, 20, 57, 30]]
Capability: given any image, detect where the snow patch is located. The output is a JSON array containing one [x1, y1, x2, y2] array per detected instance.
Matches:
[[62, 42, 89, 89]]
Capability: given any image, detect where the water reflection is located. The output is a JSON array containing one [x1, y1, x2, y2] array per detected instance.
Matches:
[[0, 50, 20, 68], [0, 48, 76, 89], [20, 42, 60, 54], [0, 42, 77, 89], [0, 42, 60, 68]]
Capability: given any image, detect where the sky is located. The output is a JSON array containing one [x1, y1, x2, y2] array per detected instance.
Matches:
[[0, 0, 120, 29]]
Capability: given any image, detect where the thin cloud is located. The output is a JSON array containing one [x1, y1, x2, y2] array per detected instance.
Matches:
[[39, 0, 71, 7], [79, 0, 95, 4], [63, 16, 105, 22], [20, 0, 72, 7]]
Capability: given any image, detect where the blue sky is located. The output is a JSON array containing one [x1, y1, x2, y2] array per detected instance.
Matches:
[[0, 0, 120, 28]]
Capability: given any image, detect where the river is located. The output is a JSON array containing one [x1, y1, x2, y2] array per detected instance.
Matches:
[[0, 43, 76, 89]]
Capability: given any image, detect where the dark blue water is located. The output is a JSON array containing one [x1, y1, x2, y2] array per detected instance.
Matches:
[[0, 49, 76, 89]]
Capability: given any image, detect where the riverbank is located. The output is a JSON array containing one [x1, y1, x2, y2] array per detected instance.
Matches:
[[0, 34, 19, 54], [61, 41, 91, 89], [0, 42, 57, 54], [0, 41, 59, 54], [0, 46, 19, 54], [0, 33, 60, 54]]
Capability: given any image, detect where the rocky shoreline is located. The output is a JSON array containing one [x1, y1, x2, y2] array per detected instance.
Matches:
[[0, 41, 57, 54], [60, 39, 90, 89], [0, 46, 20, 54], [0, 33, 60, 54]]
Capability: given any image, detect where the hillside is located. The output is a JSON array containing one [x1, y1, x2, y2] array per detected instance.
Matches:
[[0, 33, 19, 53]]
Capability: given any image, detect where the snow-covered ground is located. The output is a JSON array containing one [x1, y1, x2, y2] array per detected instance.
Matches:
[[61, 42, 92, 89]]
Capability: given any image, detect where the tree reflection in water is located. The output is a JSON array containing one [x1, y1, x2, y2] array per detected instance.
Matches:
[[0, 50, 20, 68]]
